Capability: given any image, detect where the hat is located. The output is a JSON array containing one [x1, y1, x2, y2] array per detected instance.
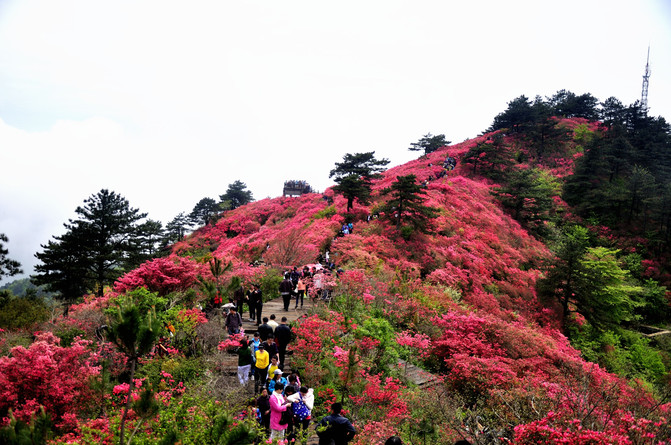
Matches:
[[273, 369, 283, 375]]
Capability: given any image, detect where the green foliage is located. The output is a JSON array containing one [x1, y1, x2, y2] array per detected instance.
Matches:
[[33, 189, 153, 302], [408, 133, 451, 155], [492, 167, 559, 237], [107, 301, 160, 445], [537, 224, 591, 325], [576, 247, 642, 329], [638, 279, 670, 322], [0, 292, 49, 330], [357, 317, 399, 372], [164, 212, 192, 245], [569, 324, 666, 386], [137, 356, 204, 386], [128, 397, 259, 445], [462, 134, 513, 178], [0, 406, 52, 445], [108, 288, 168, 319], [330, 152, 390, 212], [53, 326, 87, 348], [189, 197, 220, 227], [160, 308, 204, 357], [380, 174, 439, 234], [108, 303, 160, 361], [258, 268, 283, 300], [219, 180, 254, 210], [0, 233, 22, 278], [312, 205, 337, 220]]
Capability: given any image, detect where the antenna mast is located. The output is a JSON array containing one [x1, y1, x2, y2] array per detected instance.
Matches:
[[641, 46, 650, 112]]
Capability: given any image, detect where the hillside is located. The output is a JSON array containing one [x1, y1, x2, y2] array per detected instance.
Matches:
[[2, 116, 670, 444]]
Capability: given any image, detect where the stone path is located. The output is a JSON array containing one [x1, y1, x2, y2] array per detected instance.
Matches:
[[217, 295, 323, 374]]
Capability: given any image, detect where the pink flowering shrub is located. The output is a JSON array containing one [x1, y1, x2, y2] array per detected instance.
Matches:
[[0, 332, 100, 430], [114, 255, 200, 296]]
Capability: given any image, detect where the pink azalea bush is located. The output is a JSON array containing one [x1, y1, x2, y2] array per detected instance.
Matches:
[[0, 332, 100, 430]]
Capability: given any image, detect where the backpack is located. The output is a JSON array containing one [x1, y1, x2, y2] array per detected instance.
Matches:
[[292, 393, 311, 421]]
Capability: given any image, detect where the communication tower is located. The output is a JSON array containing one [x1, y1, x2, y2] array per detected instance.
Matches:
[[641, 46, 650, 111]]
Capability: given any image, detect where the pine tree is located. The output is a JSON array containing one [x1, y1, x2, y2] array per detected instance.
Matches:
[[329, 152, 389, 212], [189, 197, 220, 226], [219, 180, 254, 210], [380, 174, 439, 237], [106, 301, 159, 445], [0, 233, 22, 278], [33, 189, 149, 303], [408, 133, 450, 155]]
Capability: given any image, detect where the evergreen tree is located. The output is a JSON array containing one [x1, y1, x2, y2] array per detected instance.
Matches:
[[537, 225, 591, 329], [106, 301, 159, 445], [547, 90, 599, 119], [219, 180, 254, 210], [575, 247, 642, 330], [492, 167, 558, 237], [125, 219, 164, 267], [462, 134, 513, 179], [33, 189, 149, 303], [164, 212, 192, 244], [0, 233, 22, 278], [408, 133, 450, 155], [380, 174, 439, 236], [488, 95, 538, 133], [329, 152, 390, 212], [189, 197, 220, 226]]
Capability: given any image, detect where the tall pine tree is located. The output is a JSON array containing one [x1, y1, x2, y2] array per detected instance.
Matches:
[[33, 189, 149, 304], [380, 174, 438, 237], [330, 152, 389, 212]]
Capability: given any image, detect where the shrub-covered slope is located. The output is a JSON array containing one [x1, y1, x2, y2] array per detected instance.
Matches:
[[2, 118, 669, 444]]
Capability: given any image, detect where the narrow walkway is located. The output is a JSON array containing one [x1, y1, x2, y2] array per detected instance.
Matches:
[[217, 295, 322, 373]]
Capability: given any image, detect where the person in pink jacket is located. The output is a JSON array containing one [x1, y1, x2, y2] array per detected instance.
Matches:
[[269, 381, 290, 440]]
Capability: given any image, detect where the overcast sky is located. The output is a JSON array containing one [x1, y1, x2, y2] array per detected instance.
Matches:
[[1, 0, 670, 285]]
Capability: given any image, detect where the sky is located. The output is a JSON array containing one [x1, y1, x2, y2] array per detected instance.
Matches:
[[1, 0, 670, 285]]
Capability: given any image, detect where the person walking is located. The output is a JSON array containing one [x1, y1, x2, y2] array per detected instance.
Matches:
[[225, 306, 243, 336], [254, 344, 270, 393], [262, 334, 279, 362], [248, 283, 263, 324], [295, 277, 306, 309], [237, 339, 253, 385], [279, 273, 294, 311], [256, 388, 271, 434], [275, 316, 292, 369], [258, 317, 273, 341], [269, 382, 291, 441], [234, 284, 246, 316], [287, 386, 313, 435], [268, 314, 279, 332], [317, 403, 356, 445]]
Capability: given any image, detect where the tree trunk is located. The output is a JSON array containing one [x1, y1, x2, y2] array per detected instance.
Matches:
[[119, 358, 137, 445]]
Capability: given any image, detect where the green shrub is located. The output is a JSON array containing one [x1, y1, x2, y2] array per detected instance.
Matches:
[[0, 292, 49, 331], [312, 205, 337, 220]]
